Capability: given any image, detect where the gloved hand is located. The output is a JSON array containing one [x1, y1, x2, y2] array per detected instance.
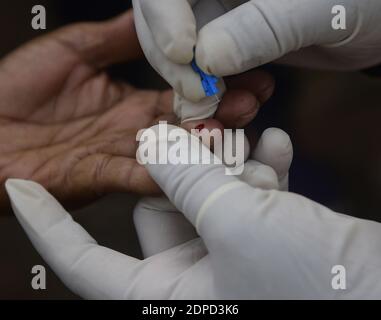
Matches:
[[133, 0, 259, 121], [6, 125, 381, 299], [5, 127, 291, 299], [135, 124, 381, 299], [133, 0, 229, 121], [136, 0, 381, 79], [134, 127, 291, 259]]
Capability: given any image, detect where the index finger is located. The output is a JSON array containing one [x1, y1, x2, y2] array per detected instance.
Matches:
[[6, 179, 139, 299], [6, 179, 207, 299], [52, 10, 143, 68]]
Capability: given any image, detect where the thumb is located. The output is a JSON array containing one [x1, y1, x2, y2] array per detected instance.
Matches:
[[134, 197, 198, 258], [196, 0, 358, 76], [139, 0, 197, 64]]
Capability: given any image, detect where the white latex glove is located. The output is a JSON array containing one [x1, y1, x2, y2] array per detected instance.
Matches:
[[137, 0, 381, 77], [5, 127, 290, 300], [135, 124, 381, 299], [6, 125, 381, 299], [134, 127, 290, 258]]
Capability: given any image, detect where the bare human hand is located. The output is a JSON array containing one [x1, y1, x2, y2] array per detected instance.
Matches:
[[0, 10, 274, 211]]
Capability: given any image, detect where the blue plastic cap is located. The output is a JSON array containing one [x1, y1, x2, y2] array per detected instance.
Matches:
[[191, 60, 219, 97]]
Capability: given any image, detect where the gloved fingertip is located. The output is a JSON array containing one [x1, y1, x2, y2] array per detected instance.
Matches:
[[261, 128, 292, 152], [5, 179, 69, 235], [139, 0, 197, 64], [253, 128, 293, 181], [196, 27, 238, 77], [6, 179, 46, 203], [162, 37, 196, 65], [239, 161, 279, 190]]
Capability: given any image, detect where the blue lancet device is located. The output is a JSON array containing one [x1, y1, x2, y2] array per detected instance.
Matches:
[[191, 59, 219, 97]]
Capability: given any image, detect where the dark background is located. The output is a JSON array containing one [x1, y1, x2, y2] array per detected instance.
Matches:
[[1, 0, 380, 299]]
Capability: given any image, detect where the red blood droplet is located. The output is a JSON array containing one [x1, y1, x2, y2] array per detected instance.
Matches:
[[195, 124, 205, 131]]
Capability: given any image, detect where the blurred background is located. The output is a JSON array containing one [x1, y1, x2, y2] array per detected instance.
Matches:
[[0, 0, 380, 299]]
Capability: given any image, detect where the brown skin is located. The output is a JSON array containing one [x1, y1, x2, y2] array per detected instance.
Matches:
[[0, 10, 274, 211]]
